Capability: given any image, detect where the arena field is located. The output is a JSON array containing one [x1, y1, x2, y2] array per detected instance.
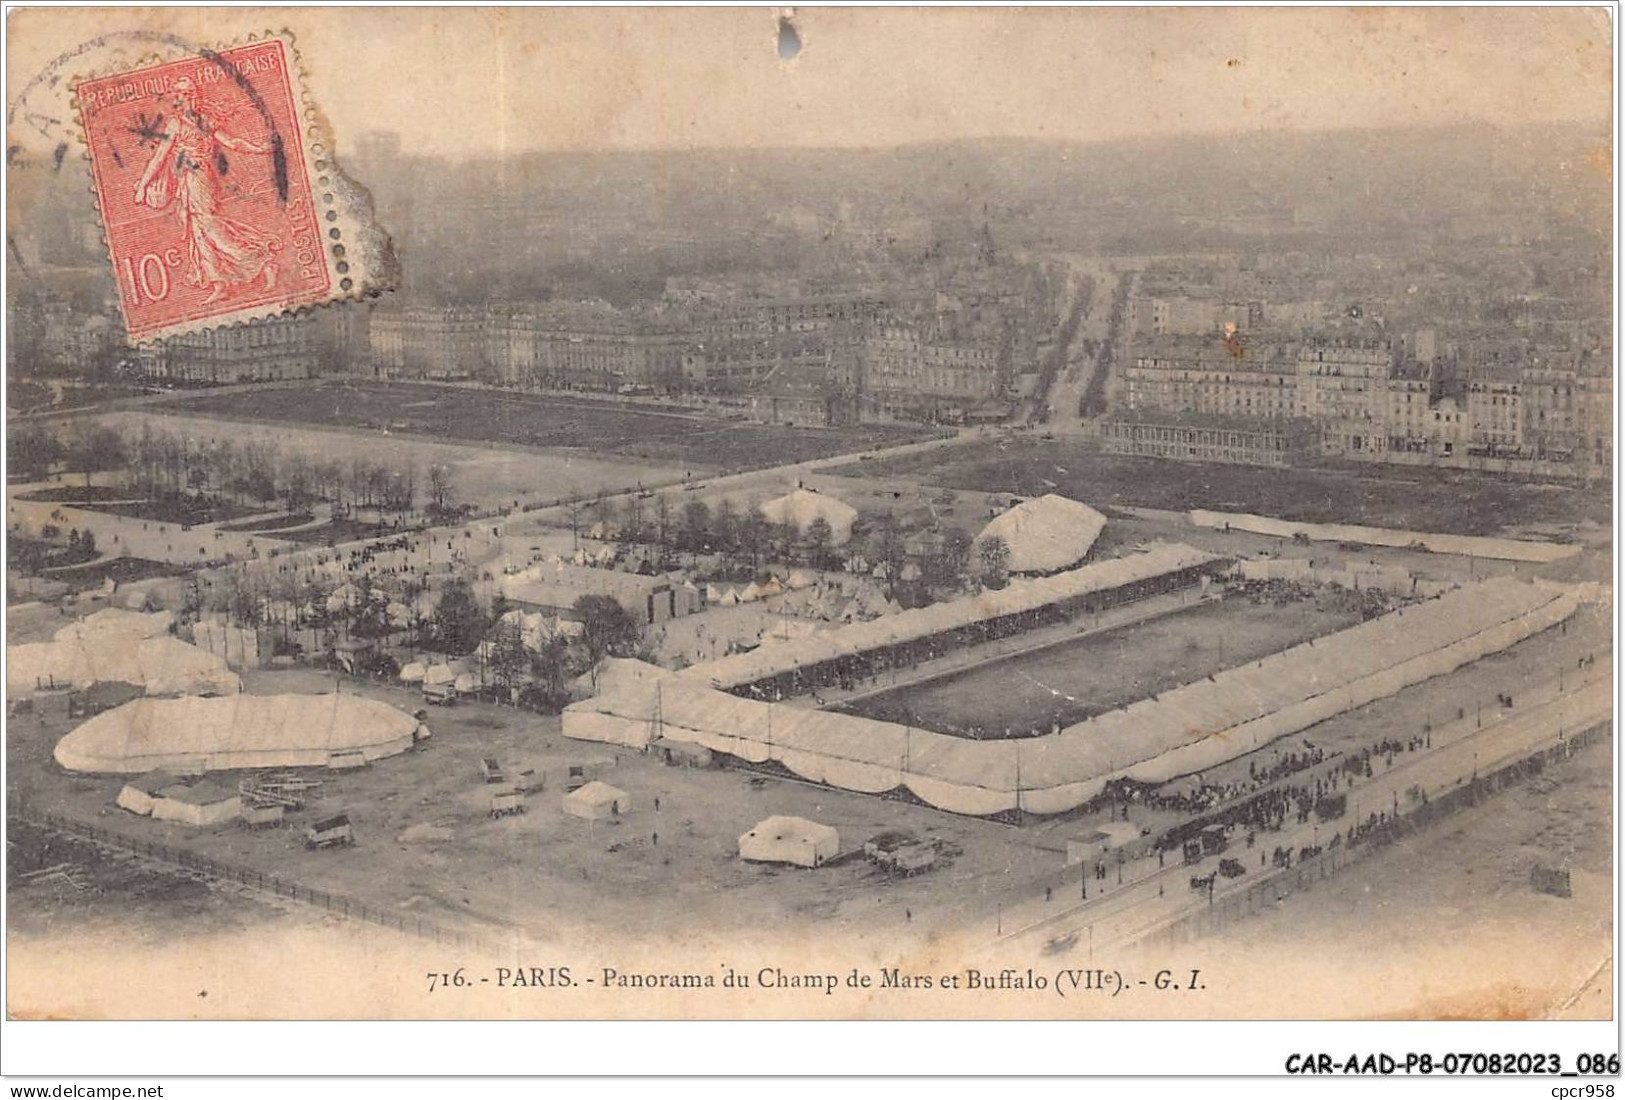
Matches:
[[829, 438, 1610, 536], [836, 592, 1365, 738], [154, 382, 938, 473]]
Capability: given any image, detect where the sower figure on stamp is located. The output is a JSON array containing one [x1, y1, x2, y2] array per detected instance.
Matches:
[[134, 76, 281, 304]]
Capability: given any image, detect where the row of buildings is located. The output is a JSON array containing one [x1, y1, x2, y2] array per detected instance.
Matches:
[[362, 273, 1038, 424], [13, 258, 1040, 426], [1113, 334, 1612, 472]]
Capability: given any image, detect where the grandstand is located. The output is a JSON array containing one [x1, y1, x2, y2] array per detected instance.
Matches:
[[683, 541, 1226, 699], [568, 577, 1578, 817]]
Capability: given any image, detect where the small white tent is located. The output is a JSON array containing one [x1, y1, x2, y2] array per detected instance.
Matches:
[[151, 780, 242, 826], [563, 780, 633, 821], [738, 816, 839, 868], [116, 770, 181, 815]]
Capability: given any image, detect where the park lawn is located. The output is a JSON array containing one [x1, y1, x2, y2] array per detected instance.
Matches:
[[80, 497, 265, 527], [272, 518, 399, 545], [6, 535, 100, 573], [161, 381, 939, 470], [216, 512, 317, 533], [17, 485, 138, 503], [45, 556, 189, 588]]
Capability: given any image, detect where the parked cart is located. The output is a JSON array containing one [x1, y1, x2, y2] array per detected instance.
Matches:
[[304, 814, 355, 850], [481, 758, 507, 785], [241, 802, 286, 829], [490, 790, 527, 819]]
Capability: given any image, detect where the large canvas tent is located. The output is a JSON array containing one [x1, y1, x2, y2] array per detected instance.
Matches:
[[977, 494, 1107, 574], [739, 816, 839, 867], [568, 577, 1577, 817], [8, 609, 237, 700], [55, 693, 423, 774], [759, 489, 859, 545]]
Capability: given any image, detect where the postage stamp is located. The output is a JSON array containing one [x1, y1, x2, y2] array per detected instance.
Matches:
[[73, 33, 394, 342]]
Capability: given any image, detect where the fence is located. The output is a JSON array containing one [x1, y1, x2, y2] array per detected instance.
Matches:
[[1145, 719, 1611, 946], [13, 803, 494, 954]]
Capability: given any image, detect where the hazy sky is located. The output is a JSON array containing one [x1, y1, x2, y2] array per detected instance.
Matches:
[[8, 7, 1614, 158]]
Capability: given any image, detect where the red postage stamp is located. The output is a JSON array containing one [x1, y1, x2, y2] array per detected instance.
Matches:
[[75, 34, 394, 343]]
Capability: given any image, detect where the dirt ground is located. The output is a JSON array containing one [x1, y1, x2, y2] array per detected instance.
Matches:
[[836, 437, 1612, 536], [1214, 737, 1613, 1019], [6, 673, 1060, 952], [7, 817, 308, 948], [839, 593, 1363, 736]]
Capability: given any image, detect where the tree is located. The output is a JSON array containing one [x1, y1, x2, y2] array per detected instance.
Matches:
[[804, 515, 833, 568], [654, 495, 673, 553], [531, 635, 570, 700], [68, 425, 125, 488], [314, 459, 344, 511], [623, 495, 646, 543], [428, 463, 454, 518], [282, 452, 313, 512], [220, 575, 264, 628], [872, 512, 907, 600], [928, 527, 973, 590], [350, 574, 391, 637], [712, 498, 738, 553], [8, 426, 62, 481], [487, 618, 530, 695], [575, 594, 641, 681], [517, 634, 572, 713], [736, 509, 768, 575], [681, 500, 711, 551], [977, 534, 1011, 590], [351, 457, 374, 508], [432, 577, 488, 655]]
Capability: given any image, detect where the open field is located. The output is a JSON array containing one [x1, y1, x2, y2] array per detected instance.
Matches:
[[155, 382, 939, 472], [98, 408, 692, 516], [6, 672, 1056, 950], [837, 592, 1364, 737], [829, 438, 1611, 536]]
